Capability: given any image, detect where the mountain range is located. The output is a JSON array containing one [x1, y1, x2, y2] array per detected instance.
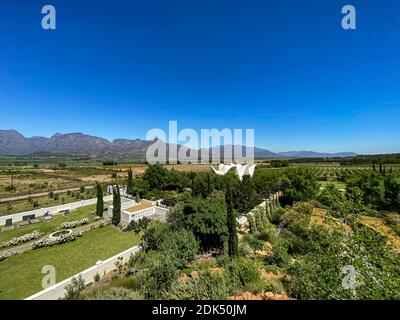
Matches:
[[0, 130, 356, 159]]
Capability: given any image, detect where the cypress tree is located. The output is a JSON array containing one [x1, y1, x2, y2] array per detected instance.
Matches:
[[265, 199, 271, 220], [269, 198, 274, 212], [275, 194, 279, 207], [207, 173, 212, 196], [127, 167, 134, 195], [95, 182, 104, 218], [190, 171, 195, 197], [226, 186, 238, 258], [255, 211, 264, 232], [379, 163, 383, 174], [112, 185, 121, 226], [247, 214, 257, 233], [262, 209, 269, 229]]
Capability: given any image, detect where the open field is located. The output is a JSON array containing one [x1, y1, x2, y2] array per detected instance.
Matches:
[[0, 188, 97, 216], [0, 158, 213, 199], [0, 225, 140, 300]]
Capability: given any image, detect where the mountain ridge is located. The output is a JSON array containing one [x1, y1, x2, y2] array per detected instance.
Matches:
[[0, 129, 357, 158]]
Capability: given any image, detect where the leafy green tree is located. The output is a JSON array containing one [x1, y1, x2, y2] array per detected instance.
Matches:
[[384, 174, 400, 211], [143, 164, 168, 190], [236, 176, 259, 213], [112, 186, 121, 225], [280, 169, 319, 205], [141, 221, 171, 251], [170, 191, 228, 251], [318, 184, 344, 208], [95, 182, 104, 218]]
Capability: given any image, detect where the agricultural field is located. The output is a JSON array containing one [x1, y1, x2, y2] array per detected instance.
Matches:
[[0, 188, 97, 216]]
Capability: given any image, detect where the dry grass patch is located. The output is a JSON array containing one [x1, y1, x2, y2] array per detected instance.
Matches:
[[360, 216, 400, 251]]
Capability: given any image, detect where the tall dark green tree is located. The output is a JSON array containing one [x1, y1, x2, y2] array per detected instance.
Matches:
[[189, 171, 196, 197], [112, 185, 121, 225], [207, 173, 212, 196], [226, 186, 238, 258], [95, 182, 104, 218], [127, 167, 134, 195]]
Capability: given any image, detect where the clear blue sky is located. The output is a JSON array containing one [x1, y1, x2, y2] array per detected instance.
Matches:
[[0, 0, 399, 154]]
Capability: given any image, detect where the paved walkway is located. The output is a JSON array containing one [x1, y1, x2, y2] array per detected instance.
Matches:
[[0, 185, 95, 203], [0, 218, 110, 256]]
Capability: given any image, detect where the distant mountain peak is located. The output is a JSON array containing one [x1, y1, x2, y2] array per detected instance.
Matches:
[[0, 129, 357, 158]]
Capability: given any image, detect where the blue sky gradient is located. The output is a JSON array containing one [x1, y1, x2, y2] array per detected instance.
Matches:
[[0, 0, 399, 154]]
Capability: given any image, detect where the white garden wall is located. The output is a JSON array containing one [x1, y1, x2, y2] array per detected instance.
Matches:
[[0, 195, 113, 226], [25, 245, 140, 300]]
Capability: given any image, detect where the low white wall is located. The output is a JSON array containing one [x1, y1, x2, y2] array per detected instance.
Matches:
[[25, 245, 140, 300], [0, 195, 113, 226]]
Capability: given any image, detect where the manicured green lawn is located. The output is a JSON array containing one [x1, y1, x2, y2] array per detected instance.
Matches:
[[0, 225, 140, 300], [0, 205, 97, 244]]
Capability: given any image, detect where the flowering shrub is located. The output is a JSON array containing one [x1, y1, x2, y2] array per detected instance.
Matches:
[[32, 231, 84, 249], [0, 250, 17, 262], [0, 230, 43, 249], [59, 221, 77, 229], [58, 218, 89, 230]]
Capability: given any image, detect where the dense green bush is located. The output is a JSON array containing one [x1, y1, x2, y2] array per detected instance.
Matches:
[[164, 271, 230, 300], [241, 234, 265, 251], [226, 258, 263, 293], [161, 229, 199, 269], [89, 287, 141, 300], [285, 224, 400, 300], [140, 256, 178, 299], [265, 240, 290, 267]]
